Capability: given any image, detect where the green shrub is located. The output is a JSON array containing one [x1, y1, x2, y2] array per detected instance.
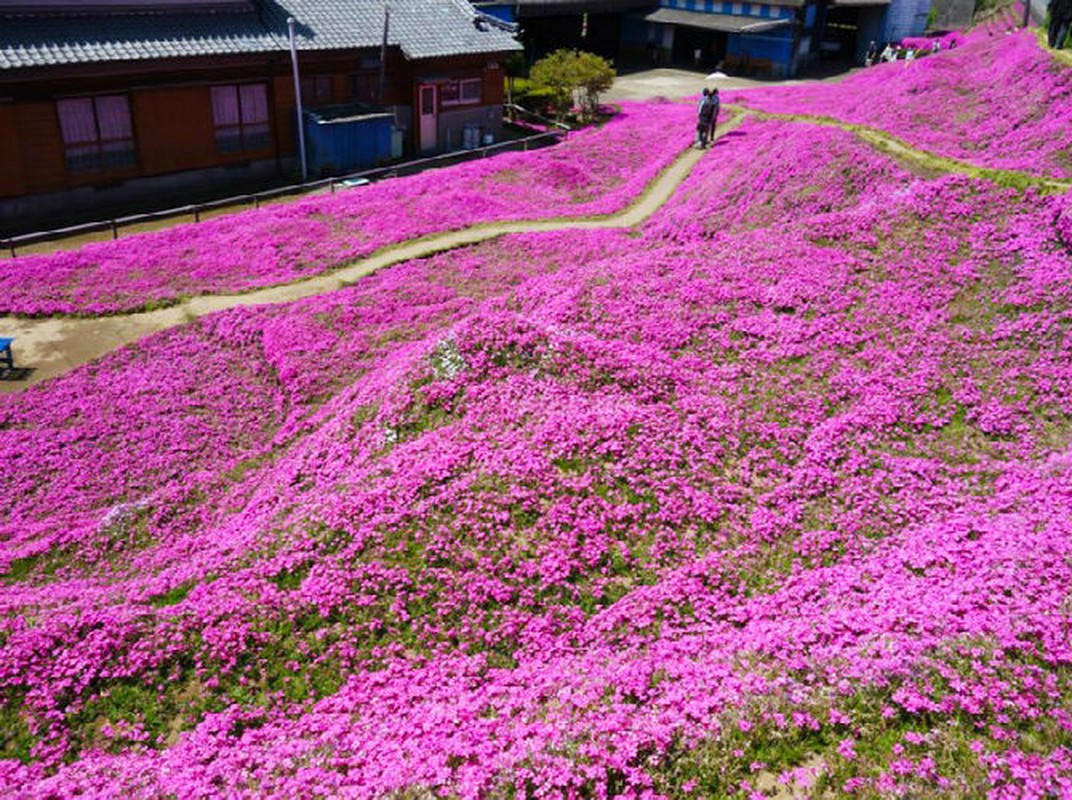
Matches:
[[530, 49, 616, 122]]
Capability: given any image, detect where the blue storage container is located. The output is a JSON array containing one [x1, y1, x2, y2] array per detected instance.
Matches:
[[302, 104, 394, 176]]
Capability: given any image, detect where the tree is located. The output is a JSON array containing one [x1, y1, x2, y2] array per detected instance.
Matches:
[[530, 49, 616, 122], [504, 51, 527, 107], [529, 49, 577, 120], [573, 51, 615, 120]]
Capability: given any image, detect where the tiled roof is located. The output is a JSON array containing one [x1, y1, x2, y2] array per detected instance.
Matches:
[[0, 0, 520, 70], [270, 0, 521, 59], [0, 6, 280, 69]]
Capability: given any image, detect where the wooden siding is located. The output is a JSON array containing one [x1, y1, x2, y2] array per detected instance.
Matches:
[[13, 101, 65, 195], [272, 74, 296, 155], [0, 45, 515, 203], [133, 86, 216, 173], [0, 104, 26, 197]]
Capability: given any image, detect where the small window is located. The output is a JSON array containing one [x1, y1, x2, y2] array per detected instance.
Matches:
[[420, 85, 436, 115], [301, 75, 333, 106], [460, 78, 482, 103], [348, 72, 378, 102], [441, 78, 482, 107], [211, 84, 270, 154], [57, 95, 136, 174]]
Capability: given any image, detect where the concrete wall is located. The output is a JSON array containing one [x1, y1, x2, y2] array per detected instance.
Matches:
[[438, 104, 506, 151], [929, 0, 973, 30], [884, 0, 932, 41]]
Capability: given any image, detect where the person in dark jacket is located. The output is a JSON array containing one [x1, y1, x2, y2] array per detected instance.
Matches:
[[707, 87, 721, 142], [696, 88, 717, 149], [865, 40, 879, 65]]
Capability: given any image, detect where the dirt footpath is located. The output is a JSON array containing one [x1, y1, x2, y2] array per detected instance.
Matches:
[[0, 121, 738, 393]]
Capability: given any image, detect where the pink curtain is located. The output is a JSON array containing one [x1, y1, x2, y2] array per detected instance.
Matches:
[[239, 84, 268, 124], [95, 96, 132, 141], [57, 98, 96, 145], [211, 86, 240, 127]]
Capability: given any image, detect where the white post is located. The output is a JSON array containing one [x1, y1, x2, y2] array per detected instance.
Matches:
[[379, 3, 390, 104], [288, 16, 308, 182]]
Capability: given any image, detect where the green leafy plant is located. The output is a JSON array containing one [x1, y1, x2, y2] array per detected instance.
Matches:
[[530, 49, 615, 122]]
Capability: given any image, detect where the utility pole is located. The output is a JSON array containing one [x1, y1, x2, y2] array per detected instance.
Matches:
[[287, 17, 308, 182], [379, 3, 390, 104]]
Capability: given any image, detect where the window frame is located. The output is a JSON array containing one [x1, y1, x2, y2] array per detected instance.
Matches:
[[56, 94, 137, 175], [440, 77, 483, 107], [347, 71, 379, 103], [210, 82, 271, 155], [300, 75, 334, 107]]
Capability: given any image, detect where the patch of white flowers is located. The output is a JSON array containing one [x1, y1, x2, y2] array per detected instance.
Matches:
[[430, 336, 466, 380]]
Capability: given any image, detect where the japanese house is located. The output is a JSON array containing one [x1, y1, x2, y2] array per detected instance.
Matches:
[[0, 0, 521, 232]]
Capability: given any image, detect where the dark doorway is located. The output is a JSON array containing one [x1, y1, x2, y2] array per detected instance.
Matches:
[[820, 7, 861, 64], [520, 13, 625, 62], [670, 26, 726, 68]]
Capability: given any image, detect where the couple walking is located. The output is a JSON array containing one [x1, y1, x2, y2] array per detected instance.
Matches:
[[696, 87, 720, 149]]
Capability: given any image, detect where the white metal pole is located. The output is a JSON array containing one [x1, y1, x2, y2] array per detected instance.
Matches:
[[288, 16, 308, 182], [379, 4, 390, 104]]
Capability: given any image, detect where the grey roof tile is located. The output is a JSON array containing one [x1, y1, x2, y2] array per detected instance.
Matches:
[[0, 0, 519, 70], [258, 0, 522, 59]]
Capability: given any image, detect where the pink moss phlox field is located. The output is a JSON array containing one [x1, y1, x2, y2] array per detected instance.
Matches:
[[642, 117, 914, 240], [4, 102, 1072, 795], [4, 40, 1072, 795], [899, 32, 966, 51], [0, 100, 694, 317], [731, 29, 1072, 180]]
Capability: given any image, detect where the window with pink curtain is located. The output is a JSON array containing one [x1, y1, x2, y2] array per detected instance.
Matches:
[[57, 95, 136, 173], [212, 83, 269, 153]]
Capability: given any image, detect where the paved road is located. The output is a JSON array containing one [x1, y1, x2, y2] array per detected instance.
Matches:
[[604, 65, 858, 104]]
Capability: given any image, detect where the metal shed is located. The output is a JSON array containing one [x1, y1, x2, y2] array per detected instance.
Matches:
[[302, 104, 394, 176]]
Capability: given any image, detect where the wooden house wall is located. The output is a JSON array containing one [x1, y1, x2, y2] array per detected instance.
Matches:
[[131, 86, 216, 174], [13, 101, 66, 194], [0, 46, 513, 202], [0, 103, 27, 197]]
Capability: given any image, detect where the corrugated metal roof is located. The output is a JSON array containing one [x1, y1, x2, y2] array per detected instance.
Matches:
[[646, 7, 797, 30], [0, 0, 521, 70]]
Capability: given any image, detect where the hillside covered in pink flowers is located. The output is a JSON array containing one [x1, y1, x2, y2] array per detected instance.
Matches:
[[2, 25, 1071, 800]]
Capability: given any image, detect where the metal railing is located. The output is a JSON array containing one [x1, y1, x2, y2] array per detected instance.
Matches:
[[2, 106, 570, 258]]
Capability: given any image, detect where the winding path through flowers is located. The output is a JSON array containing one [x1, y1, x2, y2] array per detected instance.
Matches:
[[2, 109, 1069, 393]]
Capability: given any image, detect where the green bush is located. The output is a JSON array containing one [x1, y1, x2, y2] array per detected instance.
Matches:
[[529, 49, 615, 122]]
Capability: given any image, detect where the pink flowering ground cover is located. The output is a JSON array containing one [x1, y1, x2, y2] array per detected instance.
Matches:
[[0, 100, 695, 317], [643, 116, 914, 240], [732, 28, 1072, 180], [3, 99, 1072, 797]]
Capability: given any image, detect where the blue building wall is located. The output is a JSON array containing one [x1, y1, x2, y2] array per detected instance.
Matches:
[[657, 0, 810, 76], [725, 29, 795, 62], [478, 4, 517, 24]]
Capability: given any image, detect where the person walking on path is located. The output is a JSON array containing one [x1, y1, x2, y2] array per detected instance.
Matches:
[[706, 87, 721, 143], [696, 88, 717, 149]]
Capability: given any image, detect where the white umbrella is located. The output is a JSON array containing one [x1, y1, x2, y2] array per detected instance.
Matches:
[[705, 71, 729, 80]]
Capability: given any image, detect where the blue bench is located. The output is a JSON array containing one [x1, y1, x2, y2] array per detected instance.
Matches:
[[0, 337, 13, 371]]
